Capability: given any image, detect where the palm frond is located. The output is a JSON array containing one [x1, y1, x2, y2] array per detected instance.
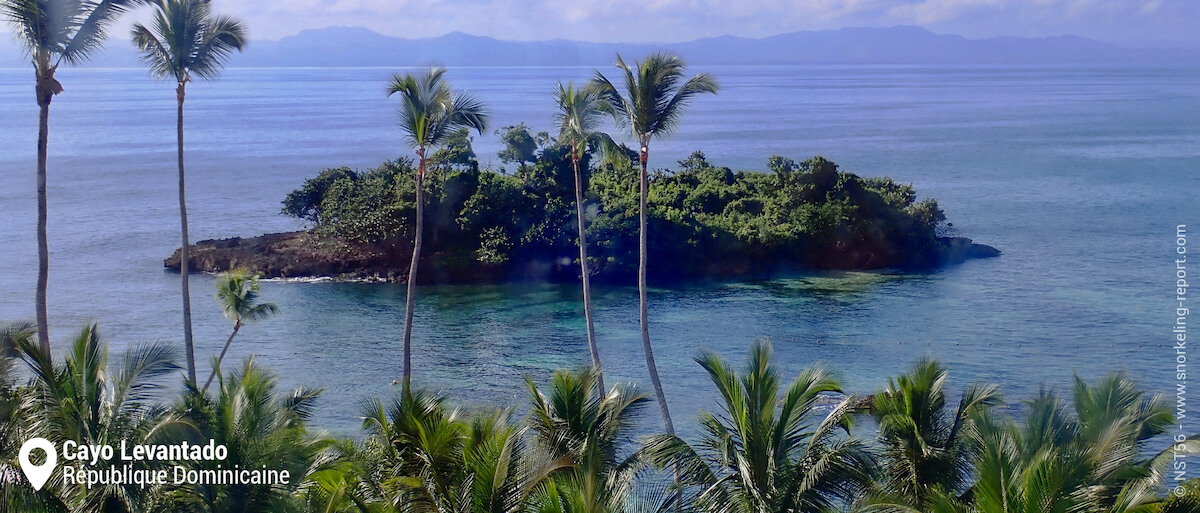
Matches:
[[131, 0, 245, 83], [389, 67, 489, 155], [59, 0, 144, 66]]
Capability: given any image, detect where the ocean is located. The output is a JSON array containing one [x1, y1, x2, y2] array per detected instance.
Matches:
[[0, 64, 1197, 436]]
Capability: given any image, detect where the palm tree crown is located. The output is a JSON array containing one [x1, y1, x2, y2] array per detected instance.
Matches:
[[14, 324, 183, 511], [214, 269, 278, 328], [387, 67, 489, 158], [553, 82, 610, 160], [527, 368, 647, 513], [644, 339, 874, 513], [131, 0, 247, 84], [3, 0, 140, 68], [864, 359, 1000, 511], [590, 52, 718, 152]]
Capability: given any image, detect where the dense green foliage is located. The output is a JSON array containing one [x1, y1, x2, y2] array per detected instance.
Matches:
[[2, 321, 1197, 513], [282, 139, 949, 281]]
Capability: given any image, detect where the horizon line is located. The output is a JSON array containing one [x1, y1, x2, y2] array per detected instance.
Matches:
[[1, 24, 1198, 53]]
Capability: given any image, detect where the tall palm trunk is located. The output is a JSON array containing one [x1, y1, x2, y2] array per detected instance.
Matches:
[[177, 82, 197, 387], [572, 152, 603, 393], [638, 142, 673, 435], [202, 321, 240, 392], [402, 148, 427, 387], [34, 64, 54, 356]]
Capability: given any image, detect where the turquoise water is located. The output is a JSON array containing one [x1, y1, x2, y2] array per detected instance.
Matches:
[[0, 65, 1197, 437]]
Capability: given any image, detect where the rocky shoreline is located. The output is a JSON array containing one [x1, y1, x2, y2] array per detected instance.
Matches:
[[165, 231, 1000, 283]]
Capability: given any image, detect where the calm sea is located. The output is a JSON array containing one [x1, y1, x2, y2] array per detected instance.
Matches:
[[0, 65, 1197, 436]]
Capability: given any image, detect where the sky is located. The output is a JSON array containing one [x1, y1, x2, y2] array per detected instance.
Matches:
[[2, 0, 1198, 48], [198, 0, 1198, 48]]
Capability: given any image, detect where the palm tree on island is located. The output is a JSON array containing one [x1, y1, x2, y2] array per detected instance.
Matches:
[[131, 0, 247, 387], [552, 81, 612, 392], [387, 67, 488, 387], [591, 53, 718, 434], [1, 0, 145, 357]]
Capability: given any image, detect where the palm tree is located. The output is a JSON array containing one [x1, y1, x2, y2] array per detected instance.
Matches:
[[168, 357, 325, 512], [591, 53, 717, 435], [2, 0, 144, 354], [552, 83, 613, 392], [860, 359, 999, 511], [0, 322, 62, 512], [924, 374, 1199, 513], [526, 368, 647, 513], [386, 68, 488, 388], [132, 0, 247, 388], [353, 387, 563, 513], [201, 269, 278, 392], [13, 323, 183, 512], [643, 339, 874, 513], [300, 439, 386, 513]]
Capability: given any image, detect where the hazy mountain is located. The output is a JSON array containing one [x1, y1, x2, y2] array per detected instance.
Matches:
[[1, 25, 1195, 68]]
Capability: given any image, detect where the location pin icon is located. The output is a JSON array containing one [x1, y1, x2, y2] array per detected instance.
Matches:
[[18, 438, 56, 491]]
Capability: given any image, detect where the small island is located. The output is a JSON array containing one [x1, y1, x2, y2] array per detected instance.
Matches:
[[167, 129, 998, 283]]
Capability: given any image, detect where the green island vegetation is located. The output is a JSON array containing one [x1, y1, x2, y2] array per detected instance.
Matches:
[[278, 139, 953, 281], [2, 321, 1198, 513]]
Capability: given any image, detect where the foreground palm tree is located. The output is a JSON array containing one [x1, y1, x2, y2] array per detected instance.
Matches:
[[917, 373, 1199, 513], [170, 357, 324, 512], [132, 0, 247, 388], [527, 368, 647, 513], [351, 387, 563, 513], [861, 359, 999, 511], [14, 324, 183, 512], [591, 53, 717, 435], [387, 68, 488, 387], [202, 269, 278, 392], [2, 0, 144, 355], [643, 339, 874, 513], [0, 322, 59, 511], [552, 82, 611, 392]]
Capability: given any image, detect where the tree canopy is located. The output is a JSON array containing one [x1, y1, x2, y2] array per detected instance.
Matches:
[[282, 141, 948, 281]]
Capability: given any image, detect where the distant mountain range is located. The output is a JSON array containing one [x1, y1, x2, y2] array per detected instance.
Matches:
[[2, 25, 1197, 68]]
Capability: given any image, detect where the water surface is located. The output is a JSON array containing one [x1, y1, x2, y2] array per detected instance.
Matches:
[[0, 65, 1196, 436]]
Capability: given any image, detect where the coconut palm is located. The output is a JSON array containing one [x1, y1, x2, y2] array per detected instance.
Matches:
[[590, 53, 717, 435], [13, 323, 183, 512], [1157, 480, 1200, 513], [642, 339, 874, 513], [526, 368, 647, 513], [201, 270, 278, 392], [551, 83, 613, 392], [0, 322, 63, 512], [354, 386, 564, 513], [859, 359, 999, 511], [386, 68, 488, 388], [921, 374, 1200, 513], [2, 0, 145, 353], [131, 0, 247, 388], [300, 439, 387, 513], [166, 357, 324, 513]]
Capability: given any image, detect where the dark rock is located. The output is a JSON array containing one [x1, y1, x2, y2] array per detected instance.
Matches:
[[937, 237, 1001, 265], [167, 231, 1000, 283]]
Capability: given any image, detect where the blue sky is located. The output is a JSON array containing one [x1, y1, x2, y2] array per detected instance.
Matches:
[[4, 0, 1198, 48]]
